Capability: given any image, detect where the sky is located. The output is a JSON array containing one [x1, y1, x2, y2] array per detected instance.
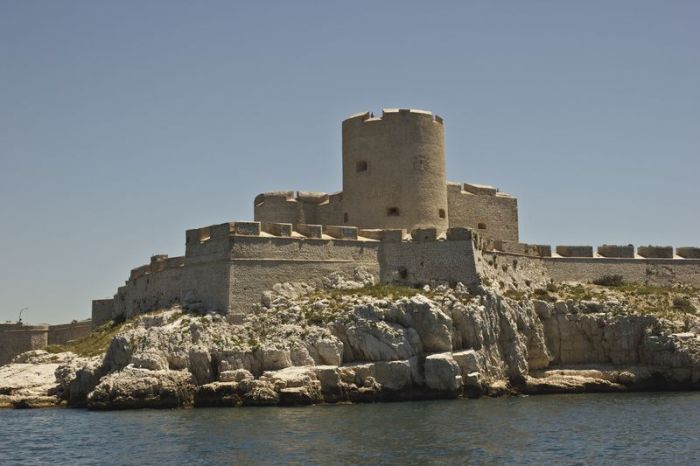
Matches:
[[1, 1, 698, 324]]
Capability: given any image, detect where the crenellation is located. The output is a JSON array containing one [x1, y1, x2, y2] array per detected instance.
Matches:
[[233, 221, 261, 236], [462, 183, 498, 196], [677, 247, 700, 259], [598, 244, 635, 258], [556, 246, 594, 258], [261, 222, 293, 237], [324, 225, 359, 240], [411, 228, 438, 242], [295, 223, 323, 239], [446, 227, 472, 241], [638, 245, 674, 259]]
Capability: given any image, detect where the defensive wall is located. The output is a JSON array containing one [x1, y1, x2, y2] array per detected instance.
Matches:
[[100, 221, 385, 320], [482, 240, 700, 288], [254, 180, 519, 244], [94, 222, 495, 321], [0, 324, 48, 366], [0, 320, 92, 365], [446, 182, 519, 243]]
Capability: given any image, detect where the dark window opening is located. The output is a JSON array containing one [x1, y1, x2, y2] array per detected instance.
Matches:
[[478, 222, 487, 230], [438, 209, 446, 219], [343, 213, 349, 223], [387, 207, 400, 217], [356, 161, 368, 172], [398, 266, 408, 280]]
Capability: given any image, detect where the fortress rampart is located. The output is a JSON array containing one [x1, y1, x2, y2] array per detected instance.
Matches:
[[481, 239, 700, 288], [254, 109, 520, 243], [88, 108, 700, 331], [0, 320, 92, 365]]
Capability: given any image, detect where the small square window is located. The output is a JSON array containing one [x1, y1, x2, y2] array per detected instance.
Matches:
[[387, 207, 400, 217], [356, 161, 368, 172], [478, 223, 487, 230]]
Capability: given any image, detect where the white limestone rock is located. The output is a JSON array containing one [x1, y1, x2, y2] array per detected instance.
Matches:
[[424, 353, 463, 393]]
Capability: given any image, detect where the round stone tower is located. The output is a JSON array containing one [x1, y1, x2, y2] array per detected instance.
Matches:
[[342, 108, 448, 232]]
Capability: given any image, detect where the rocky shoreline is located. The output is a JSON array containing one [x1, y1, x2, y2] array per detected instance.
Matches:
[[2, 274, 699, 410]]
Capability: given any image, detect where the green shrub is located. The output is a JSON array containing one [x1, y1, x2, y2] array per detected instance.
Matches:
[[593, 274, 624, 287], [672, 297, 697, 314]]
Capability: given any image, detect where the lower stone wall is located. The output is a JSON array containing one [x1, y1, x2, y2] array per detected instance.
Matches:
[[0, 324, 49, 366], [543, 258, 700, 287], [378, 238, 480, 288], [48, 320, 92, 345], [92, 299, 114, 327], [230, 260, 380, 312]]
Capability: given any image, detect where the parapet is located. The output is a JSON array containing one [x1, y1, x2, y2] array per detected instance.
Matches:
[[296, 191, 329, 204], [295, 223, 323, 239], [325, 225, 358, 240], [555, 246, 594, 258], [411, 228, 438, 242], [254, 190, 331, 207], [447, 181, 515, 198], [261, 222, 293, 237], [598, 244, 635, 258], [342, 108, 444, 125], [638, 245, 673, 259], [677, 247, 700, 259]]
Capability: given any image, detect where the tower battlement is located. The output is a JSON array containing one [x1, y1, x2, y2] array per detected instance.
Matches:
[[342, 108, 444, 125]]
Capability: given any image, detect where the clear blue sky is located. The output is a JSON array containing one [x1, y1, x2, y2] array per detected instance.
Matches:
[[1, 1, 698, 324]]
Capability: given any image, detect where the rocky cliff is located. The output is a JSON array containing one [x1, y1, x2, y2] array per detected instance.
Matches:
[[1, 273, 699, 409]]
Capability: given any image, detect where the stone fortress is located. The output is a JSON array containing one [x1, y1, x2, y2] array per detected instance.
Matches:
[[86, 108, 700, 327], [3, 108, 699, 366]]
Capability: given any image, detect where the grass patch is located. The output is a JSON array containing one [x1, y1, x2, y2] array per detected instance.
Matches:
[[592, 274, 624, 287], [504, 289, 526, 300], [44, 315, 135, 357], [672, 297, 697, 314], [532, 288, 557, 302]]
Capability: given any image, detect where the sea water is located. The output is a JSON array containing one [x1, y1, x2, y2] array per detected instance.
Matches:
[[1, 392, 698, 465]]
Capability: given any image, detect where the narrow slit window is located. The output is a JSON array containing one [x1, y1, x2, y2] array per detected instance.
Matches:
[[438, 209, 446, 219], [387, 207, 400, 217], [343, 213, 349, 223], [356, 161, 368, 172]]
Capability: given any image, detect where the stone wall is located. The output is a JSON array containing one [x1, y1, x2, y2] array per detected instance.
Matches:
[[228, 234, 380, 312], [0, 324, 49, 366], [543, 258, 700, 287], [92, 299, 114, 328], [447, 182, 519, 243], [48, 320, 92, 345], [378, 228, 481, 288], [107, 221, 383, 318]]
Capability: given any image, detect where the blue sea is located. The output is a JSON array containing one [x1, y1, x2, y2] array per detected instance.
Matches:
[[1, 392, 698, 465]]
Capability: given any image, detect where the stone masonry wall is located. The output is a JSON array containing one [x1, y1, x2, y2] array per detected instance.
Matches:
[[378, 228, 481, 288], [0, 324, 49, 366], [229, 234, 380, 312], [91, 299, 114, 328], [543, 258, 700, 287], [447, 182, 519, 243], [48, 320, 92, 345]]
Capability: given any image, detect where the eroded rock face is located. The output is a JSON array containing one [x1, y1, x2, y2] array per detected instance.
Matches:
[[3, 275, 699, 410], [87, 367, 195, 410]]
